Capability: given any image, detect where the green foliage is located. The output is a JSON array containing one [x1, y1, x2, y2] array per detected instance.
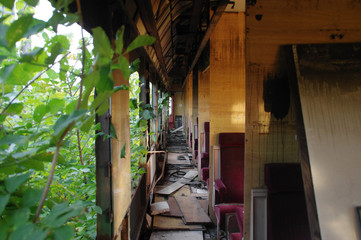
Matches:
[[0, 0, 156, 239]]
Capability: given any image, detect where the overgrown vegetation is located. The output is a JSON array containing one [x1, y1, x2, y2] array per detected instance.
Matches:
[[0, 0, 155, 239]]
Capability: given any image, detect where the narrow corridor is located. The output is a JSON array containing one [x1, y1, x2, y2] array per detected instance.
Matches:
[[149, 130, 218, 240]]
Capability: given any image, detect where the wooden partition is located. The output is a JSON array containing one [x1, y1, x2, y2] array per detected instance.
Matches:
[[245, 0, 361, 239], [111, 69, 131, 239], [197, 69, 210, 174], [294, 43, 361, 240], [209, 12, 246, 220]]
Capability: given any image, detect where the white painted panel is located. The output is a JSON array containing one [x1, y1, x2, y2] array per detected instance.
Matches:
[[297, 47, 361, 240]]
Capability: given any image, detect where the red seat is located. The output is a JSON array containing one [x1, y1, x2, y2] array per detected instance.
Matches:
[[214, 133, 245, 204], [230, 233, 242, 240], [214, 133, 245, 231], [200, 122, 210, 181]]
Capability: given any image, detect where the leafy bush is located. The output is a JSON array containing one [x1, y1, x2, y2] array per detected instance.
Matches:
[[0, 0, 155, 239]]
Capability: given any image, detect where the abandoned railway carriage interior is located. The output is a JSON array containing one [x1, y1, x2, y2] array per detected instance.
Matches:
[[1, 0, 361, 239]]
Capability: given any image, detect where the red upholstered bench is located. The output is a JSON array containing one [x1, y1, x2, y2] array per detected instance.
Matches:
[[230, 233, 242, 240], [213, 133, 245, 237], [200, 122, 210, 181]]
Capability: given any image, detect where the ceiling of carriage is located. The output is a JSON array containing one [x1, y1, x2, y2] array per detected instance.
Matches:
[[74, 0, 245, 91]]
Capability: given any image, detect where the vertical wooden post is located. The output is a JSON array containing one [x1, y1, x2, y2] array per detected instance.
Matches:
[[154, 82, 159, 146], [95, 109, 112, 240], [192, 67, 199, 165], [111, 66, 131, 239]]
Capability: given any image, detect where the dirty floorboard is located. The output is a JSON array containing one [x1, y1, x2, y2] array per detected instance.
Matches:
[[149, 131, 217, 240]]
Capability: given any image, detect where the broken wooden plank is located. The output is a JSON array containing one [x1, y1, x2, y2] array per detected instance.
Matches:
[[175, 196, 211, 225], [153, 215, 203, 230], [162, 197, 183, 217], [150, 230, 203, 240], [155, 170, 198, 195], [198, 199, 209, 215], [171, 185, 191, 197], [167, 152, 191, 165], [151, 201, 170, 215]]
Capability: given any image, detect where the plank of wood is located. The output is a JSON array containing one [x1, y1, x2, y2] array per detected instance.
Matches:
[[151, 201, 170, 215], [171, 185, 191, 197], [153, 215, 203, 230], [155, 170, 198, 195], [198, 199, 209, 215], [175, 196, 211, 224], [162, 197, 183, 217], [150, 230, 203, 240], [167, 152, 191, 165]]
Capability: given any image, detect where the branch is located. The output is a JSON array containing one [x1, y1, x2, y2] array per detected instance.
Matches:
[[77, 130, 87, 184], [34, 144, 61, 223], [34, 121, 75, 223]]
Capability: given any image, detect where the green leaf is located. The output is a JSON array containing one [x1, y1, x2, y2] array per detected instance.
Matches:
[[80, 116, 94, 133], [53, 110, 87, 138], [50, 35, 70, 52], [124, 35, 156, 54], [6, 63, 40, 85], [33, 104, 48, 123], [65, 100, 77, 114], [130, 58, 140, 74], [21, 159, 44, 171], [4, 172, 31, 193], [6, 14, 33, 48], [0, 24, 9, 47], [8, 222, 35, 240], [115, 26, 125, 55], [20, 47, 43, 62], [45, 42, 63, 64], [0, 0, 15, 9], [0, 221, 7, 240], [141, 109, 155, 120], [27, 228, 47, 240], [24, 0, 39, 7], [46, 69, 57, 79], [0, 64, 15, 84], [48, 98, 65, 114], [9, 208, 30, 228], [95, 64, 114, 93], [43, 201, 84, 228], [22, 188, 42, 207], [5, 103, 23, 115], [12, 148, 39, 159], [23, 19, 47, 39], [0, 194, 10, 214], [110, 122, 117, 139], [53, 225, 74, 240], [94, 205, 102, 214], [92, 27, 113, 63], [112, 55, 130, 80], [129, 97, 138, 110], [120, 143, 126, 158], [48, 11, 64, 32], [96, 100, 109, 115]]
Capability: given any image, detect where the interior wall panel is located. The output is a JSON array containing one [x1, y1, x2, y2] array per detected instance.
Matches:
[[209, 12, 246, 220], [245, 0, 361, 239]]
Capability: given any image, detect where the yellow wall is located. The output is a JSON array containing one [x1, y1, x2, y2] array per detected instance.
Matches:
[[173, 92, 184, 120], [197, 69, 210, 173], [208, 12, 246, 219]]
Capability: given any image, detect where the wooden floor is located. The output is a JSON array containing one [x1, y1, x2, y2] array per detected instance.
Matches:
[[149, 131, 215, 240]]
